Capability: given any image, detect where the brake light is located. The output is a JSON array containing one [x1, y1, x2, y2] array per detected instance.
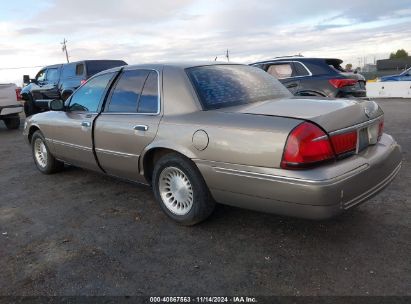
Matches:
[[378, 118, 384, 141], [281, 122, 335, 169], [15, 88, 22, 101], [329, 78, 357, 88], [330, 131, 357, 155], [80, 79, 87, 85]]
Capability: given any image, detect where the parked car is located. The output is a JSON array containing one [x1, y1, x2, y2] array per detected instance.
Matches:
[[21, 59, 127, 116], [0, 83, 23, 129], [23, 63, 401, 225], [251, 56, 367, 98], [380, 67, 411, 82]]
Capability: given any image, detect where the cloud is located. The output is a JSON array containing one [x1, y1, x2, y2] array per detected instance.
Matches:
[[1, 0, 411, 84]]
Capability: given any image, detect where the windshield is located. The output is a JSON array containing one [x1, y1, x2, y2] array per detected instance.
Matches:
[[400, 67, 411, 75], [186, 65, 291, 110]]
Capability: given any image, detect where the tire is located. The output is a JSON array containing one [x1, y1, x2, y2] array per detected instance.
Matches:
[[152, 153, 215, 225], [3, 116, 20, 129], [31, 131, 64, 174], [24, 94, 39, 117]]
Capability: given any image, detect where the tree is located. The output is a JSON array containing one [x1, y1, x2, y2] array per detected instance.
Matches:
[[389, 49, 408, 59]]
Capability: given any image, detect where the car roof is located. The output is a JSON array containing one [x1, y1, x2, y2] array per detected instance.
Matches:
[[44, 59, 127, 69], [253, 57, 342, 64], [125, 61, 240, 69]]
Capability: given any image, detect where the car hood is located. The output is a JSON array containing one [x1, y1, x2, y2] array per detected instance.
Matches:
[[380, 75, 400, 81], [217, 97, 383, 132]]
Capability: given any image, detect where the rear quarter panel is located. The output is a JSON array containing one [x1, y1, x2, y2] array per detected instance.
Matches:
[[153, 111, 301, 168]]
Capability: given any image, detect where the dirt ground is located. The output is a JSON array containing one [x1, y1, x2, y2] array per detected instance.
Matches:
[[0, 98, 410, 296]]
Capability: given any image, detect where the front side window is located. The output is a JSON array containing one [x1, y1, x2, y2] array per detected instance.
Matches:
[[267, 63, 293, 79], [106, 70, 149, 112], [69, 72, 114, 112], [46, 68, 59, 83], [36, 69, 46, 82], [186, 65, 291, 110]]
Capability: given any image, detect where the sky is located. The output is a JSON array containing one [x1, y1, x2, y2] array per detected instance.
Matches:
[[1, 0, 411, 85]]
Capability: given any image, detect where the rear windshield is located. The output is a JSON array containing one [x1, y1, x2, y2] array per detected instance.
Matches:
[[186, 65, 291, 110], [86, 60, 127, 76], [326, 59, 345, 72]]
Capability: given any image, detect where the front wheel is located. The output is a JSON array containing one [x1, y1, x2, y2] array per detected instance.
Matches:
[[31, 131, 64, 174], [152, 153, 215, 225]]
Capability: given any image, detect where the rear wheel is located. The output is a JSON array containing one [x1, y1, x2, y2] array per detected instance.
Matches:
[[3, 116, 20, 129], [152, 153, 215, 225], [31, 131, 64, 174]]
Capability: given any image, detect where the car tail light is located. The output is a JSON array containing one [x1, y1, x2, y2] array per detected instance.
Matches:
[[329, 78, 357, 88], [15, 88, 22, 101], [378, 118, 384, 141], [80, 79, 87, 85], [330, 131, 357, 155], [281, 122, 335, 169]]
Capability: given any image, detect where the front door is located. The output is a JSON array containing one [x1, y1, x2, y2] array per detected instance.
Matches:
[[94, 69, 162, 182], [52, 72, 116, 171]]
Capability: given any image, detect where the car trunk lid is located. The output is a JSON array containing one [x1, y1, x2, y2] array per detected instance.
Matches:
[[217, 97, 383, 133]]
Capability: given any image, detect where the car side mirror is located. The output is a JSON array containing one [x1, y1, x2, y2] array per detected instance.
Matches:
[[23, 75, 30, 85], [49, 99, 65, 111]]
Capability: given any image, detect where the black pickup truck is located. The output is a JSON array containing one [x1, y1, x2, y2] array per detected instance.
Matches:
[[21, 60, 127, 116]]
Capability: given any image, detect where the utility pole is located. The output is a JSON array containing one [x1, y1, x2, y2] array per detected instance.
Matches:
[[226, 49, 230, 62], [61, 38, 69, 63]]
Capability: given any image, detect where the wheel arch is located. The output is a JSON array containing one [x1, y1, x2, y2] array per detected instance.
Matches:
[[27, 125, 41, 143], [140, 143, 197, 185]]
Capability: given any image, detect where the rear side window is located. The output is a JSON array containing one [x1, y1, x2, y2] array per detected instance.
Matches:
[[76, 64, 85, 76], [69, 73, 114, 112], [138, 71, 159, 113], [187, 65, 291, 110], [293, 62, 310, 76], [46, 68, 60, 82], [62, 64, 75, 78], [106, 70, 150, 112], [267, 63, 293, 79]]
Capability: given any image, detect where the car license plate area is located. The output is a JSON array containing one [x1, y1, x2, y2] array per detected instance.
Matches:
[[357, 122, 379, 153]]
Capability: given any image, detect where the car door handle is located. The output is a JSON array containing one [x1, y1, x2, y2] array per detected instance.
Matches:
[[286, 83, 298, 88], [134, 125, 148, 131], [81, 121, 91, 128]]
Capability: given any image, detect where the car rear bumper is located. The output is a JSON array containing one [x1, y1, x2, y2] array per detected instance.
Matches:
[[0, 104, 23, 116], [194, 133, 402, 220]]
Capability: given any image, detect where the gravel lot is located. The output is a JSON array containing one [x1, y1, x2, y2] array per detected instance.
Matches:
[[0, 98, 410, 296]]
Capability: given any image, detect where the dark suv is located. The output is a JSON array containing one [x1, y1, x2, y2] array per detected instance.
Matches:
[[21, 59, 127, 116], [251, 57, 366, 98]]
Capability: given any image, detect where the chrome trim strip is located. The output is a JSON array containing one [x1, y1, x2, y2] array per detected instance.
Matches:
[[53, 140, 92, 151], [329, 116, 382, 136], [95, 148, 138, 158], [343, 163, 401, 209], [211, 164, 368, 185]]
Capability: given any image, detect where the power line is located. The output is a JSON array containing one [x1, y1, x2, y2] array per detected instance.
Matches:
[[0, 65, 45, 71]]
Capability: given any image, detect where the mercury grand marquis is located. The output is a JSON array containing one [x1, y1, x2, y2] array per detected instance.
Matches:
[[23, 62, 402, 225]]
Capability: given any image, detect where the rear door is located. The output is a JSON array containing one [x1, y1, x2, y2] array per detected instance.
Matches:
[[51, 72, 116, 171], [265, 62, 300, 94], [94, 68, 162, 182]]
